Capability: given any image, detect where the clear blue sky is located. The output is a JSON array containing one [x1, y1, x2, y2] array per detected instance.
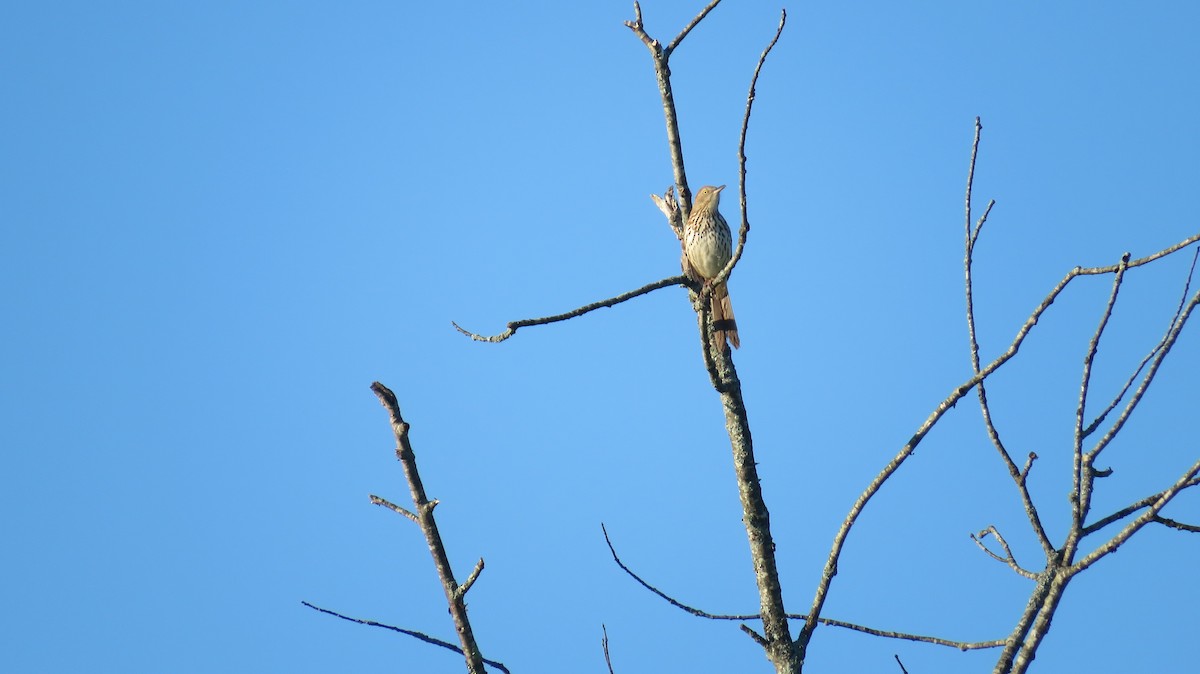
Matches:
[[3, 2, 1198, 672]]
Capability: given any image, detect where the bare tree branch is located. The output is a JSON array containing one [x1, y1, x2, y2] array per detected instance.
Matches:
[[1082, 477, 1200, 536], [712, 9, 786, 293], [650, 185, 687, 243], [368, 382, 490, 674], [1071, 457, 1200, 574], [452, 276, 689, 342], [602, 522, 760, 621], [971, 526, 1039, 580], [1152, 515, 1200, 533], [823, 620, 1005, 652], [456, 558, 485, 600], [300, 602, 511, 674], [962, 117, 1055, 559], [627, 6, 798, 671], [742, 624, 770, 647], [666, 0, 723, 56], [369, 493, 418, 522], [1072, 254, 1131, 530], [1082, 247, 1200, 439], [1077, 234, 1200, 274], [602, 524, 1005, 651], [1085, 288, 1200, 464], [602, 624, 616, 674], [625, 1, 706, 219], [1019, 452, 1038, 482]]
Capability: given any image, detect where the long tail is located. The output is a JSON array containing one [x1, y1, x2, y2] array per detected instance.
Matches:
[[711, 282, 740, 349]]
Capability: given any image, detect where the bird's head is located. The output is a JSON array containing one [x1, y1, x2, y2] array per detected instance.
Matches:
[[694, 184, 726, 211]]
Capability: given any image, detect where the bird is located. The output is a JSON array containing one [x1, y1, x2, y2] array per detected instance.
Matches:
[[684, 184, 740, 349]]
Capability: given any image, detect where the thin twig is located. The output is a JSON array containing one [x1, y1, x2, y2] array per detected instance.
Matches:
[[624, 2, 695, 217], [602, 523, 758, 620], [666, 0, 723, 56], [1019, 452, 1038, 483], [1081, 477, 1200, 536], [601, 524, 1004, 651], [712, 8, 786, 292], [1076, 233, 1200, 274], [300, 602, 510, 674], [1083, 247, 1200, 439], [1072, 253, 1131, 529], [741, 624, 770, 647], [1071, 457, 1200, 574], [962, 118, 1054, 559], [1153, 515, 1200, 533], [970, 526, 1038, 580], [624, 2, 653, 49], [895, 654, 910, 674], [1085, 288, 1200, 463], [369, 494, 418, 522], [452, 276, 689, 342], [964, 116, 987, 248], [818, 618, 1005, 652], [456, 558, 486, 600], [602, 624, 615, 674]]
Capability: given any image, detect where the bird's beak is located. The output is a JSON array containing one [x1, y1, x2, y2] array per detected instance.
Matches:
[[715, 184, 726, 193]]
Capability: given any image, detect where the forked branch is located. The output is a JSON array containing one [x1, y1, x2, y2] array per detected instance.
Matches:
[[1082, 477, 1200, 536], [1082, 248, 1199, 439], [307, 389, 501, 671], [962, 117, 1055, 559], [370, 382, 490, 673], [971, 526, 1038, 580], [624, 0, 720, 218]]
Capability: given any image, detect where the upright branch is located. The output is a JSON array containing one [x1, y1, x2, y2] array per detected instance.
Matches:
[[1070, 254, 1131, 531], [625, 0, 720, 220], [1081, 248, 1199, 440], [369, 382, 490, 674], [630, 4, 797, 672], [963, 118, 1054, 557], [718, 9, 786, 292]]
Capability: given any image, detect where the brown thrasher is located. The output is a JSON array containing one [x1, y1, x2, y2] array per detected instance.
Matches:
[[684, 184, 740, 349]]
